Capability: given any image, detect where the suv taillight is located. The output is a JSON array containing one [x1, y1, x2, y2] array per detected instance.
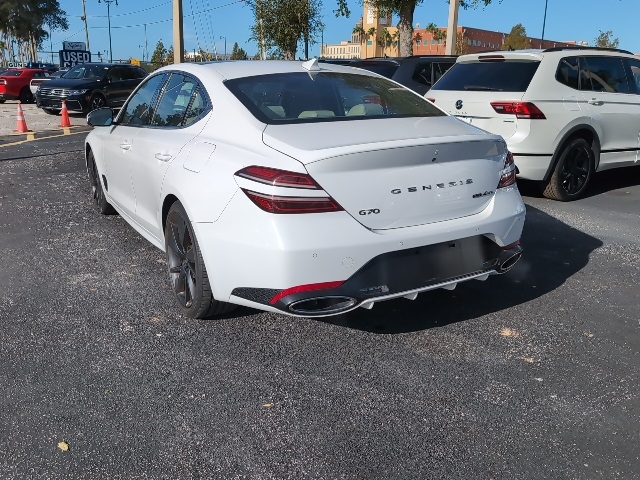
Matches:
[[497, 151, 517, 189], [236, 166, 343, 214], [490, 101, 546, 119]]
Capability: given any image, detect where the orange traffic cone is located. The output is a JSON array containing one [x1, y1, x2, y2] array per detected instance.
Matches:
[[15, 102, 31, 133], [58, 100, 72, 128]]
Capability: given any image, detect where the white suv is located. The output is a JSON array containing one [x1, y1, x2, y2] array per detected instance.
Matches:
[[428, 47, 640, 200]]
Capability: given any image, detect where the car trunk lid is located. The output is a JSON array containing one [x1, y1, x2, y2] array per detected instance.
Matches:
[[262, 116, 506, 230]]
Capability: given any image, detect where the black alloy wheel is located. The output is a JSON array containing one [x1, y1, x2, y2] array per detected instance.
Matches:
[[543, 138, 594, 201], [89, 94, 106, 112], [164, 202, 233, 319], [87, 150, 116, 215]]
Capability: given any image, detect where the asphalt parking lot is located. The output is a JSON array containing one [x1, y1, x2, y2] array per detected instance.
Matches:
[[0, 101, 88, 138], [0, 133, 638, 479]]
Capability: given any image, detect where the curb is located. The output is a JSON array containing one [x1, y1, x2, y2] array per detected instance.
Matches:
[[0, 126, 93, 147]]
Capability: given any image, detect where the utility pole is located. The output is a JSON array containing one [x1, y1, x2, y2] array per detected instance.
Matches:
[[81, 0, 91, 52], [541, 0, 549, 47], [98, 0, 117, 62], [220, 36, 227, 60], [173, 0, 184, 63], [445, 0, 460, 56]]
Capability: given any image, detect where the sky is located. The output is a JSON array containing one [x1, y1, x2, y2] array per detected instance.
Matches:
[[45, 0, 639, 63]]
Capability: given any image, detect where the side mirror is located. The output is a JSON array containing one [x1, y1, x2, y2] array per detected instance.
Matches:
[[87, 107, 114, 127]]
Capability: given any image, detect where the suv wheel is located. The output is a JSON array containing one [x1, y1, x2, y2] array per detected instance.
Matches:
[[543, 138, 594, 201], [89, 93, 106, 112]]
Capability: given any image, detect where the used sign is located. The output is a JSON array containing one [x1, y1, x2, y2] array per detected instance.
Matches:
[[59, 50, 91, 68]]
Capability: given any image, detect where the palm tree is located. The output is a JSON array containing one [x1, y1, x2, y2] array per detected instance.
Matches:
[[366, 27, 376, 58], [380, 28, 392, 57]]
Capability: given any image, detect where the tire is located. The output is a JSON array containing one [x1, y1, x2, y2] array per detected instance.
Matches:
[[543, 138, 594, 201], [88, 93, 106, 112], [87, 150, 116, 215], [19, 87, 33, 104], [164, 201, 234, 319], [0, 99, 5, 104], [43, 108, 60, 115]]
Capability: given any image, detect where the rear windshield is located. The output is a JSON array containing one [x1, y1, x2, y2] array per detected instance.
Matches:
[[225, 72, 444, 124], [350, 62, 400, 79], [432, 60, 540, 92]]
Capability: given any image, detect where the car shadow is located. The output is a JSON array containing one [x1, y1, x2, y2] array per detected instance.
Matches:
[[321, 204, 603, 334], [517, 165, 640, 199]]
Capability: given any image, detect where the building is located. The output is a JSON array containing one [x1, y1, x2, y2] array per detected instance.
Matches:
[[321, 2, 576, 59]]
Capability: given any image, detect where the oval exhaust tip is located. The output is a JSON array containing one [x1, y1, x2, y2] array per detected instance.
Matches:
[[289, 296, 356, 316]]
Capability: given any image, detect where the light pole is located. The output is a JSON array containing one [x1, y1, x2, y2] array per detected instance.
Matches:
[[98, 0, 118, 63], [220, 36, 227, 59], [81, 0, 91, 52], [541, 0, 549, 47]]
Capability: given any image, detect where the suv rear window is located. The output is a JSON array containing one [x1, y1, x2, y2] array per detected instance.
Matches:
[[225, 72, 444, 124], [432, 60, 540, 92], [351, 62, 400, 79]]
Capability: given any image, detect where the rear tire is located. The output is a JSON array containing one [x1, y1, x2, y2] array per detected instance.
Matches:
[[19, 87, 33, 104], [88, 93, 106, 112], [87, 150, 116, 215], [543, 138, 594, 201], [164, 201, 234, 319]]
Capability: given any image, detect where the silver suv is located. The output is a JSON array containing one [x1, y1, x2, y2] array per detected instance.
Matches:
[[428, 47, 640, 200]]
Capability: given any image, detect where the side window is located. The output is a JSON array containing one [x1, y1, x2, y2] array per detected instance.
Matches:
[[120, 73, 167, 126], [581, 56, 630, 93], [151, 73, 200, 127], [411, 63, 433, 88], [556, 56, 579, 90], [119, 67, 139, 80], [183, 88, 207, 127], [108, 67, 128, 83], [625, 58, 640, 93], [135, 67, 148, 79]]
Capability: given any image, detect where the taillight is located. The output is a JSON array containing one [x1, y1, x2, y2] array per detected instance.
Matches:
[[241, 189, 343, 214], [236, 166, 319, 189], [497, 151, 517, 188], [0, 79, 6, 86], [490, 101, 545, 119]]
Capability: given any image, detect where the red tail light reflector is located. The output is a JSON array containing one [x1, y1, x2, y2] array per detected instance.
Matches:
[[270, 281, 345, 304], [490, 101, 546, 119], [242, 189, 343, 214], [236, 166, 320, 189], [497, 151, 517, 188]]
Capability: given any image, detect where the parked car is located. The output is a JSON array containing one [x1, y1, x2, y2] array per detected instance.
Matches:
[[350, 56, 457, 95], [29, 71, 52, 95], [35, 63, 147, 115], [0, 68, 47, 103], [25, 61, 58, 74], [428, 47, 640, 200], [84, 59, 525, 319]]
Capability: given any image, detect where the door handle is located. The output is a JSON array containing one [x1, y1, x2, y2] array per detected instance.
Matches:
[[120, 142, 131, 150], [588, 98, 604, 106], [155, 153, 172, 162]]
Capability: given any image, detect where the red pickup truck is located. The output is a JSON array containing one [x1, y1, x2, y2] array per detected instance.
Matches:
[[0, 68, 47, 103]]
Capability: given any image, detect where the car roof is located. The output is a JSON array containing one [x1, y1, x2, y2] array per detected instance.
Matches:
[[456, 46, 636, 63], [155, 60, 369, 81]]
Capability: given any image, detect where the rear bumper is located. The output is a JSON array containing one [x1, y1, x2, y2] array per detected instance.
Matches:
[[233, 238, 522, 316], [512, 153, 553, 181], [191, 186, 526, 317]]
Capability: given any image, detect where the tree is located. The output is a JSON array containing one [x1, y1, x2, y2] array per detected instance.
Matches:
[[0, 0, 68, 63], [335, 0, 495, 57], [247, 0, 324, 60], [503, 23, 528, 50], [366, 26, 376, 57], [230, 42, 248, 60], [594, 30, 619, 49], [380, 27, 393, 56], [150, 40, 167, 66]]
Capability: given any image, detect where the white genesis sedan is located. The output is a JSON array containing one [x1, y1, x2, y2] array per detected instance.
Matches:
[[84, 58, 525, 318]]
